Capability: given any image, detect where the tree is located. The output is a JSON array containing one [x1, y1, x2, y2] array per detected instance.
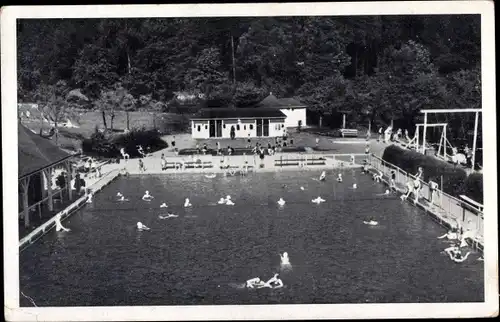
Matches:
[[232, 81, 267, 107], [94, 84, 137, 132], [33, 80, 75, 146]]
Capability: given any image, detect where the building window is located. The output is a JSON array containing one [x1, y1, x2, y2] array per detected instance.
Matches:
[[223, 124, 226, 129], [237, 124, 240, 131], [250, 124, 254, 130], [282, 124, 285, 129], [244, 125, 247, 130], [205, 125, 208, 130], [197, 125, 201, 132]]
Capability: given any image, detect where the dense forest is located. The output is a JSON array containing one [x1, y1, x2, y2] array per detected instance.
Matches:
[[17, 15, 481, 140]]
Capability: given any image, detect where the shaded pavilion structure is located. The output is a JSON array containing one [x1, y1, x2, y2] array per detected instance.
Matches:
[[18, 121, 76, 229]]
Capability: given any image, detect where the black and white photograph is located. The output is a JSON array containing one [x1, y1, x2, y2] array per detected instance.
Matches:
[[2, 2, 498, 321]]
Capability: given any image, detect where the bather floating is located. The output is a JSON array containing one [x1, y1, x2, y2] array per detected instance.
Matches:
[[137, 222, 150, 231], [142, 191, 154, 201], [159, 213, 178, 219], [312, 196, 326, 204]]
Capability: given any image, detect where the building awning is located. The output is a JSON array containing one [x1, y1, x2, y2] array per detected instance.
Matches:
[[18, 122, 72, 178], [191, 108, 286, 120]]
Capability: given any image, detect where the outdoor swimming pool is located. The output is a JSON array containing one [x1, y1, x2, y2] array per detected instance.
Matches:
[[19, 170, 484, 306]]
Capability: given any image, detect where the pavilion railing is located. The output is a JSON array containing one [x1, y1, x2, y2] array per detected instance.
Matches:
[[18, 184, 69, 221]]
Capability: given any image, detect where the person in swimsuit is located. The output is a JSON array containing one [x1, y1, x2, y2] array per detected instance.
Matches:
[[258, 273, 283, 289], [246, 277, 265, 289]]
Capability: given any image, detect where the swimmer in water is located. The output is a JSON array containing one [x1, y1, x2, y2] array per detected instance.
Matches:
[[117, 192, 123, 198], [300, 186, 305, 191], [352, 183, 357, 189], [86, 193, 93, 203], [319, 171, 326, 181], [447, 249, 471, 263], [160, 203, 168, 208], [217, 198, 226, 205], [246, 277, 265, 289], [137, 222, 150, 231], [55, 214, 71, 232], [184, 198, 192, 207], [280, 252, 290, 265], [400, 181, 414, 201], [363, 217, 378, 226], [205, 173, 216, 179], [277, 198, 286, 206], [373, 170, 383, 182], [337, 173, 343, 182], [142, 190, 154, 201], [377, 189, 390, 196], [258, 273, 284, 289], [312, 196, 326, 204], [118, 195, 129, 202], [159, 213, 178, 219], [438, 230, 459, 240]]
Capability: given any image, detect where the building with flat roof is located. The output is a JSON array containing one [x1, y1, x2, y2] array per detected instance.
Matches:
[[190, 107, 286, 139]]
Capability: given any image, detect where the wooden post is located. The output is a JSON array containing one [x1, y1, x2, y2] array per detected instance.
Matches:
[[44, 168, 54, 211], [342, 114, 346, 129], [440, 175, 443, 208], [21, 177, 30, 228], [319, 116, 323, 128], [472, 111, 479, 171], [416, 126, 419, 151], [65, 161, 73, 201], [422, 112, 428, 155], [444, 124, 447, 161], [437, 132, 443, 157]]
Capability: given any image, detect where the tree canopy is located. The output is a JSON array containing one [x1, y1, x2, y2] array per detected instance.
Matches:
[[17, 15, 481, 136]]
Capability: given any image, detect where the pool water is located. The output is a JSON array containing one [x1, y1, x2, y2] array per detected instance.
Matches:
[[19, 170, 484, 306]]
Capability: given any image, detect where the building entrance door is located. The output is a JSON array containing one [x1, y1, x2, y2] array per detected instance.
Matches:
[[209, 120, 216, 138], [263, 119, 269, 136], [216, 120, 223, 137], [256, 119, 263, 137]]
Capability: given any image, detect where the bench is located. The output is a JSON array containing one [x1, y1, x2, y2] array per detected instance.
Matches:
[[275, 159, 300, 166], [163, 161, 213, 170], [275, 157, 326, 167], [339, 129, 358, 138]]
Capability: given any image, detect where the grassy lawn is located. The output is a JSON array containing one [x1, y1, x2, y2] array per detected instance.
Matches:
[[21, 111, 190, 152]]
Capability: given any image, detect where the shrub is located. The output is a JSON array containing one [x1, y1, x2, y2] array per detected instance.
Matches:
[[82, 130, 119, 158], [464, 172, 483, 204], [382, 145, 468, 196], [112, 129, 169, 158]]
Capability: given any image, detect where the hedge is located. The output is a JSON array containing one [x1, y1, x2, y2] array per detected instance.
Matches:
[[464, 172, 483, 204], [82, 129, 168, 158], [382, 145, 469, 197]]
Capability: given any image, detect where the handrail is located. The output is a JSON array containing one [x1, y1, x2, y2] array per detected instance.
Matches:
[[370, 154, 483, 214]]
